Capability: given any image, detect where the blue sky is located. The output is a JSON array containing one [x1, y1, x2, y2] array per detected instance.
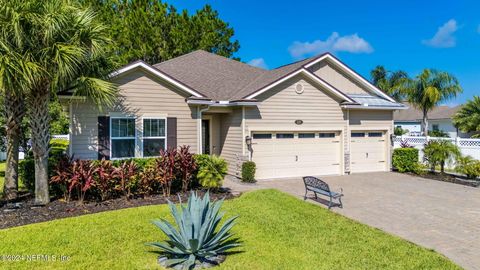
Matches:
[[170, 0, 479, 105]]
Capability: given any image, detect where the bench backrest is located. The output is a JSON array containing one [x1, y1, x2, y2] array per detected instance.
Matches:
[[303, 176, 330, 192]]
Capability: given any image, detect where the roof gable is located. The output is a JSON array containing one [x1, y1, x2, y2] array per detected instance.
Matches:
[[304, 54, 397, 102], [107, 50, 400, 108], [110, 60, 204, 98]]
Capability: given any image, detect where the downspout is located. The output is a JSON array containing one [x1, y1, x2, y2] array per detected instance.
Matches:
[[346, 109, 350, 174], [197, 105, 210, 154]]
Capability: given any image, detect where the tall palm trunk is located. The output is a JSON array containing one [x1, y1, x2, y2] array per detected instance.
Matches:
[[28, 84, 51, 205], [3, 92, 25, 200], [422, 109, 429, 136]]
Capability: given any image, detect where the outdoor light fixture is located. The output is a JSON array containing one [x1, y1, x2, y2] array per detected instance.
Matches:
[[245, 136, 252, 151]]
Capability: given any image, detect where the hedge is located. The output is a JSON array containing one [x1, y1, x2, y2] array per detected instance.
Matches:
[[241, 161, 256, 183], [392, 148, 419, 173]]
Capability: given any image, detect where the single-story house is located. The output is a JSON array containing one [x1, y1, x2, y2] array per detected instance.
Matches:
[[394, 103, 468, 138], [61, 50, 406, 180]]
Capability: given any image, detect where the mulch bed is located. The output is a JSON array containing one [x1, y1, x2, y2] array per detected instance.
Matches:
[[0, 189, 235, 230], [404, 171, 480, 187]]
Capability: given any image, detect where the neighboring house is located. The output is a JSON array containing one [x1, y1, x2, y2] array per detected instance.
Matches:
[[60, 50, 406, 180], [393, 103, 468, 138]]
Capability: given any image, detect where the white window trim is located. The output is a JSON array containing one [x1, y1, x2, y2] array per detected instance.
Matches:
[[141, 116, 167, 158], [110, 117, 137, 160]]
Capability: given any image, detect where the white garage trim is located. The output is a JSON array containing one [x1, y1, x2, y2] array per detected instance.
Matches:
[[350, 130, 389, 173], [250, 131, 343, 179]]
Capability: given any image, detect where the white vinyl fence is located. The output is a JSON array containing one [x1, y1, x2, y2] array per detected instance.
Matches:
[[393, 136, 480, 166]]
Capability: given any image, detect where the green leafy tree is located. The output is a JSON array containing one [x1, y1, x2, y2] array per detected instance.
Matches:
[[452, 96, 480, 138], [370, 65, 409, 101], [405, 69, 462, 135], [1, 0, 117, 204], [82, 0, 240, 65]]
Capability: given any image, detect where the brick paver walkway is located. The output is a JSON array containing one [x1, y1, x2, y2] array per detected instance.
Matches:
[[224, 172, 480, 269]]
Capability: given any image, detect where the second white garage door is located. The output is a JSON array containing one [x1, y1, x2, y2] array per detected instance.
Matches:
[[350, 131, 387, 173], [252, 132, 341, 179]]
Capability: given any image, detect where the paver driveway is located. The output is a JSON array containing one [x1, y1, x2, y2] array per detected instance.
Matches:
[[224, 172, 480, 270]]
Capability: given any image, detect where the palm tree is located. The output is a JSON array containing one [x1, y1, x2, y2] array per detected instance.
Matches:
[[452, 96, 480, 138], [1, 0, 116, 204], [0, 52, 34, 200], [405, 69, 462, 136], [370, 65, 409, 101]]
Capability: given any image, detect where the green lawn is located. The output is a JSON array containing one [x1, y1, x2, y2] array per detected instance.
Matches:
[[0, 189, 459, 270]]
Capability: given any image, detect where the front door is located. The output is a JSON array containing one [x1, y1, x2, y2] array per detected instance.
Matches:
[[202, 119, 210, 154]]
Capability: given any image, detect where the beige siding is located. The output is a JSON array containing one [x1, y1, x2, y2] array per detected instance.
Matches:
[[70, 101, 102, 159], [219, 108, 245, 176], [309, 61, 370, 95], [70, 69, 198, 159], [245, 76, 346, 131], [349, 110, 393, 128], [244, 75, 348, 175]]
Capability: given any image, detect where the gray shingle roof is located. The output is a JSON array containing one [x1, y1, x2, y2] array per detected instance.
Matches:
[[394, 102, 461, 121], [154, 50, 266, 100], [149, 50, 398, 108]]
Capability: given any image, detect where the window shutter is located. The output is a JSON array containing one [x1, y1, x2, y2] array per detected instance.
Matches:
[[98, 116, 110, 160], [167, 117, 177, 150]]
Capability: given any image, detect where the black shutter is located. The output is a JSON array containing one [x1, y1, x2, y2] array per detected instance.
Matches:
[[167, 117, 177, 150], [98, 116, 110, 160]]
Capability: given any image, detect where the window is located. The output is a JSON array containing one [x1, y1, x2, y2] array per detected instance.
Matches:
[[319, 133, 335, 138], [432, 124, 439, 131], [351, 132, 365, 137], [253, 133, 272, 139], [111, 118, 135, 158], [298, 133, 315, 138], [276, 133, 294, 139], [143, 118, 166, 157], [368, 132, 383, 137]]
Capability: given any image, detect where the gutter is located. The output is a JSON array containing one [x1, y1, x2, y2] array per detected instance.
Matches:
[[341, 105, 408, 110], [186, 99, 258, 106]]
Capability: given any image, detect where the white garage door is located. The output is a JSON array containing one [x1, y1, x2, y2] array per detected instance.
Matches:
[[350, 131, 387, 173], [252, 132, 341, 179]]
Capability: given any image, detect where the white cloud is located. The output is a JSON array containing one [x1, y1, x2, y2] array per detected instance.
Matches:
[[422, 19, 458, 48], [247, 58, 268, 69], [288, 32, 373, 59]]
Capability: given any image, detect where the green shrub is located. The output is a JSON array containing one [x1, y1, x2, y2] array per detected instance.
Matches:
[[50, 138, 69, 150], [423, 140, 460, 173], [241, 161, 256, 183], [392, 148, 419, 173], [455, 156, 480, 179], [194, 154, 228, 189], [19, 152, 67, 194], [394, 126, 407, 136], [428, 130, 449, 138]]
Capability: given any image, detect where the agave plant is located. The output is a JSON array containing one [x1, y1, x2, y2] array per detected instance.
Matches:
[[147, 192, 240, 269]]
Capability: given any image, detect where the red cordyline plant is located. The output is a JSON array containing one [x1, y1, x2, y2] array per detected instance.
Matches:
[[50, 155, 75, 201], [400, 139, 413, 148], [114, 160, 138, 199], [70, 160, 98, 204], [139, 164, 157, 196], [176, 145, 197, 192], [95, 158, 116, 201], [156, 148, 177, 197]]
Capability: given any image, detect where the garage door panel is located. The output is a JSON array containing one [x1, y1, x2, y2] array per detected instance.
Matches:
[[252, 132, 341, 179], [350, 131, 387, 173]]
